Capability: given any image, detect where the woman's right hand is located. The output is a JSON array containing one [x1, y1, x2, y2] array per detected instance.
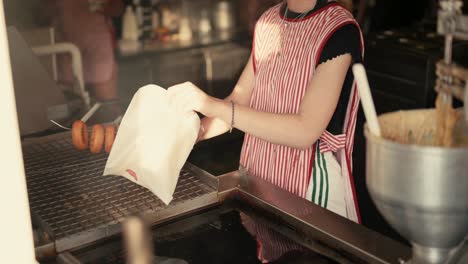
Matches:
[[167, 82, 216, 117]]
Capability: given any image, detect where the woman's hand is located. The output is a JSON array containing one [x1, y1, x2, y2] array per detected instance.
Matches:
[[167, 82, 210, 144], [167, 82, 215, 116]]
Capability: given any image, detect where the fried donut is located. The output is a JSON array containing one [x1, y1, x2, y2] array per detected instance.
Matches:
[[71, 120, 88, 150], [89, 124, 104, 154], [105, 125, 116, 153]]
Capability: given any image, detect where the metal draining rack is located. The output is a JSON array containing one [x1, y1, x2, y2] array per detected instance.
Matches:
[[22, 132, 218, 252]]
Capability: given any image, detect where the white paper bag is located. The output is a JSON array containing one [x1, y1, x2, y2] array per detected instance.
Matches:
[[103, 84, 200, 205]]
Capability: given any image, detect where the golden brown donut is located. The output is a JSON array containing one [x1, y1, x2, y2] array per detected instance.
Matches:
[[89, 124, 104, 154], [104, 125, 116, 153], [71, 120, 88, 151]]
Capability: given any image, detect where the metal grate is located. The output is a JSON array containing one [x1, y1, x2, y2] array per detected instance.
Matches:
[[22, 132, 216, 252]]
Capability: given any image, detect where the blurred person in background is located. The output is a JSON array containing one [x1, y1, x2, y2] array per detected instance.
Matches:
[[42, 0, 124, 116]]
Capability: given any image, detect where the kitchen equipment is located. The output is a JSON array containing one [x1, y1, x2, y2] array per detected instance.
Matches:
[[435, 0, 468, 147], [365, 109, 468, 264], [137, 4, 154, 41], [25, 137, 411, 263], [352, 63, 382, 137], [199, 10, 212, 35], [435, 61, 468, 146], [123, 6, 139, 41], [120, 6, 141, 53], [354, 18, 468, 238], [178, 17, 192, 42], [123, 216, 189, 264], [7, 27, 75, 136], [123, 216, 154, 264], [214, 1, 235, 31], [364, 2, 468, 263], [25, 131, 218, 255], [9, 26, 120, 137]]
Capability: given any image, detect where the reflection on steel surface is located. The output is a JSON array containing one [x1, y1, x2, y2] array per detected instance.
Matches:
[[221, 168, 412, 264]]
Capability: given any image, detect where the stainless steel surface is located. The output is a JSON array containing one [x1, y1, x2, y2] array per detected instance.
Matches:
[[223, 169, 412, 264], [118, 31, 247, 58], [447, 238, 468, 264], [7, 27, 69, 136], [22, 132, 218, 253], [123, 217, 153, 264], [57, 252, 81, 264], [35, 242, 56, 260], [21, 130, 416, 263], [64, 169, 411, 264], [217, 170, 241, 201], [365, 110, 468, 264]]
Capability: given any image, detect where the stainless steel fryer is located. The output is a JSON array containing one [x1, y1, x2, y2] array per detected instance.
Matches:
[[24, 131, 412, 264], [23, 132, 218, 255]]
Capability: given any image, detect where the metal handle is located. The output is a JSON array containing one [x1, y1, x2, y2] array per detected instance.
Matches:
[[123, 216, 154, 264], [352, 63, 382, 138], [32, 43, 89, 108]]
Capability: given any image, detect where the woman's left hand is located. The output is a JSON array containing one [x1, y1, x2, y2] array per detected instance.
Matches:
[[167, 82, 214, 116]]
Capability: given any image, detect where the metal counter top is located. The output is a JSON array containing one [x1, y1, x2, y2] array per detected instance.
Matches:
[[23, 132, 410, 263], [218, 170, 412, 264]]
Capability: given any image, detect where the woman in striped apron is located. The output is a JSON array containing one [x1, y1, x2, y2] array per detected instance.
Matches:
[[169, 0, 364, 262]]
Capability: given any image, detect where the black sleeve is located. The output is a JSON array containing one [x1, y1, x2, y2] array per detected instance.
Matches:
[[319, 24, 362, 135], [318, 24, 362, 66]]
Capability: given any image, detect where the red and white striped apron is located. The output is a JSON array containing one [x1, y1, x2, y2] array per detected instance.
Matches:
[[239, 2, 364, 262]]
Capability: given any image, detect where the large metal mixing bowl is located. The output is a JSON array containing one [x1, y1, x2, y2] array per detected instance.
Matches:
[[365, 110, 468, 264]]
